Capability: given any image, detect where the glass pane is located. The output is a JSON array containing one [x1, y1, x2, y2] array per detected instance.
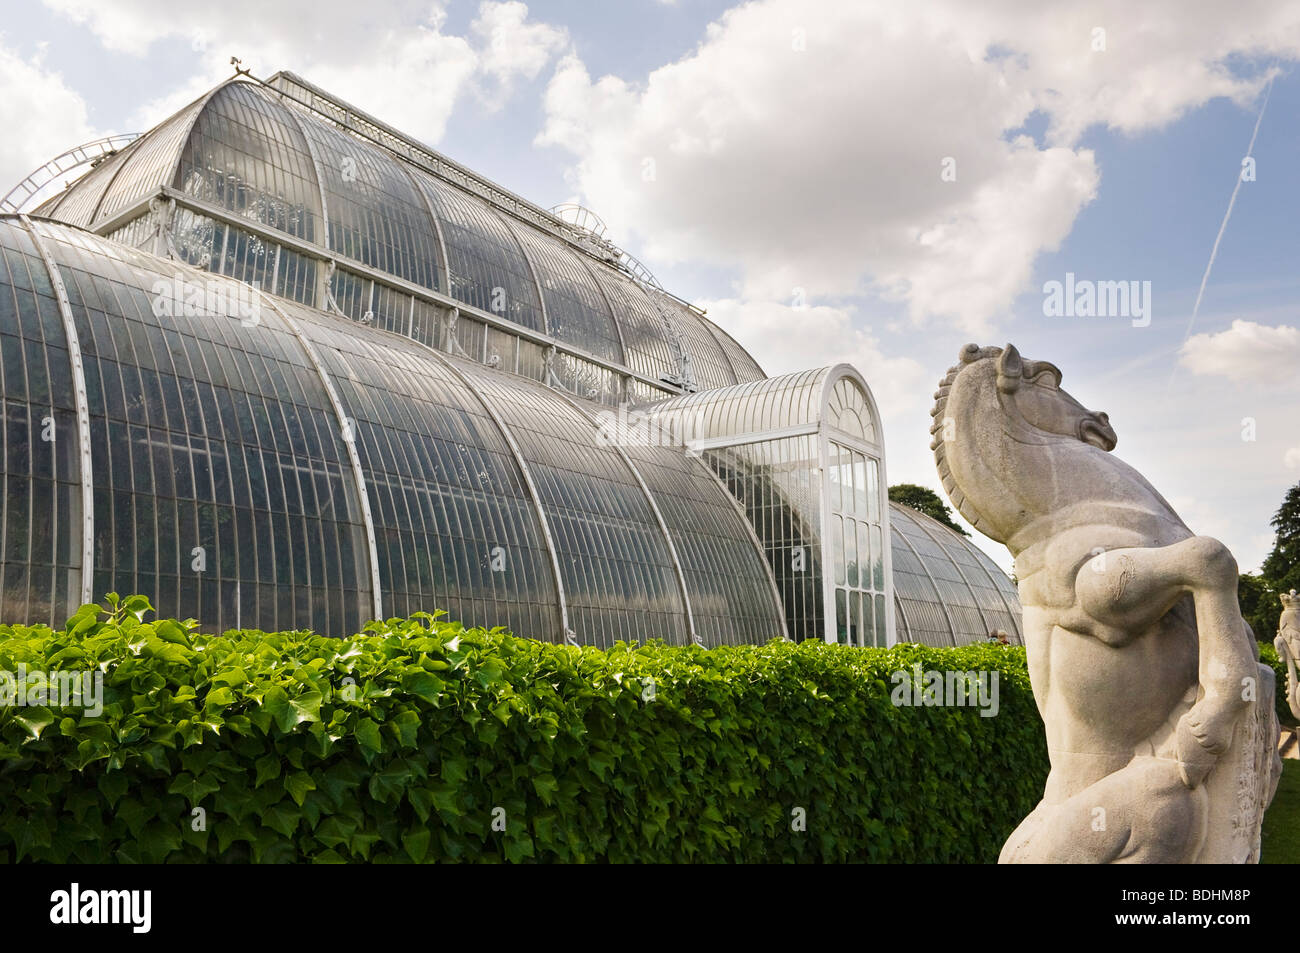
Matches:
[[833, 514, 844, 585], [853, 451, 867, 516], [828, 451, 842, 513], [867, 457, 880, 523], [835, 588, 847, 645], [851, 589, 862, 648], [858, 521, 871, 591], [872, 524, 884, 590], [845, 516, 858, 587]]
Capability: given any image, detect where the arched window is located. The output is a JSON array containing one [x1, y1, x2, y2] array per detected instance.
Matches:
[[827, 377, 875, 443]]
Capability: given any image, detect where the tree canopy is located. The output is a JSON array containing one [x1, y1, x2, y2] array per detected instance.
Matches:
[[1240, 481, 1300, 639], [888, 483, 969, 536]]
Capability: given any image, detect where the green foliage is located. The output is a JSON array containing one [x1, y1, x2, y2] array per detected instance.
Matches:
[[0, 596, 1047, 863], [1239, 573, 1276, 643], [1262, 482, 1300, 596], [1242, 481, 1300, 640], [1258, 641, 1296, 730], [888, 483, 969, 536]]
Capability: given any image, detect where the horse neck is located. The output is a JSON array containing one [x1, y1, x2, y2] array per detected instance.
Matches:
[[936, 384, 1038, 544]]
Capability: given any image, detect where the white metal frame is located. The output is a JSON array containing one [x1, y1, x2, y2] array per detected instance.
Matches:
[[93, 187, 685, 399], [21, 216, 96, 605], [1, 135, 142, 214], [812, 367, 894, 647]]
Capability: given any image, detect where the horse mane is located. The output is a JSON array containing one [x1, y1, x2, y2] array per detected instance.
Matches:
[[930, 344, 1002, 528]]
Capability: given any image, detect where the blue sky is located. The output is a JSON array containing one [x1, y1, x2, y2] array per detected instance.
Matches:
[[1, 0, 1297, 574]]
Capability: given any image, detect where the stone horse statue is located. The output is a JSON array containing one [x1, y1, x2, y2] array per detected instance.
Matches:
[[932, 343, 1281, 863], [1276, 590, 1300, 722]]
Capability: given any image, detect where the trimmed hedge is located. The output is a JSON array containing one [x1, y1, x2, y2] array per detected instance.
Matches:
[[0, 595, 1048, 863]]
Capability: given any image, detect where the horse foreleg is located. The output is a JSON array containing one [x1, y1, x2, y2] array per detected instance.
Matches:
[[1074, 536, 1256, 788]]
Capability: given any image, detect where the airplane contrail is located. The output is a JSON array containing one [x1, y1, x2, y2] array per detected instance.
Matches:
[[1180, 70, 1277, 345]]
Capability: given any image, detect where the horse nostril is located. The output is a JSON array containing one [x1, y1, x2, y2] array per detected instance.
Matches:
[[1097, 412, 1109, 424]]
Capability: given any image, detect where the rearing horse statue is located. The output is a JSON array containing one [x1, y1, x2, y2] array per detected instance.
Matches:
[[932, 343, 1281, 863], [1276, 590, 1300, 722]]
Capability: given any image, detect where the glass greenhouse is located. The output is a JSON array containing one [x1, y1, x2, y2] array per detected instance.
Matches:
[[0, 70, 1021, 647]]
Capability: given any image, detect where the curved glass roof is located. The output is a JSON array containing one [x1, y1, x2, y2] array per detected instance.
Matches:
[[414, 173, 543, 333], [9, 70, 1025, 651], [35, 78, 764, 393], [504, 220, 623, 364], [642, 365, 882, 446], [300, 115, 444, 291], [0, 214, 782, 645], [176, 80, 323, 242], [888, 502, 1022, 646], [702, 314, 765, 383], [587, 266, 678, 385], [41, 94, 212, 229]]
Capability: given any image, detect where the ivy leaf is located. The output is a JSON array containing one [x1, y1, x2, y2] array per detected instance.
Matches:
[[388, 710, 420, 749], [531, 773, 559, 806], [401, 671, 445, 705], [155, 619, 192, 648], [284, 771, 316, 807], [14, 707, 54, 740], [403, 828, 431, 863], [254, 755, 282, 788], [354, 719, 382, 756], [260, 687, 295, 734], [166, 772, 221, 804]]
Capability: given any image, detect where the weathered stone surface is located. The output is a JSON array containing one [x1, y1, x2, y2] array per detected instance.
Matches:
[[1276, 590, 1300, 722], [931, 343, 1281, 863]]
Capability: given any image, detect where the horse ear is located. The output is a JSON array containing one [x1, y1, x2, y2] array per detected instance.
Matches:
[[996, 343, 1022, 392]]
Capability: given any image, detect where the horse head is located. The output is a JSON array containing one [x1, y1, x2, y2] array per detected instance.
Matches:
[[931, 343, 1117, 545]]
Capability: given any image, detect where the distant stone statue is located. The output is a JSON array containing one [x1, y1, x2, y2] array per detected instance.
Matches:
[[931, 343, 1281, 863], [1275, 590, 1300, 722]]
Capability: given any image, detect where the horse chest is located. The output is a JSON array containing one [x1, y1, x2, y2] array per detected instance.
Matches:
[[1023, 613, 1195, 753]]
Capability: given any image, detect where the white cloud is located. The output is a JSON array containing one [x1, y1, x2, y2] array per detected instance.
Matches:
[[41, 0, 562, 143], [537, 0, 1300, 335], [471, 0, 568, 107], [1285, 447, 1300, 469], [694, 298, 928, 420], [1180, 319, 1300, 387], [0, 42, 97, 201]]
